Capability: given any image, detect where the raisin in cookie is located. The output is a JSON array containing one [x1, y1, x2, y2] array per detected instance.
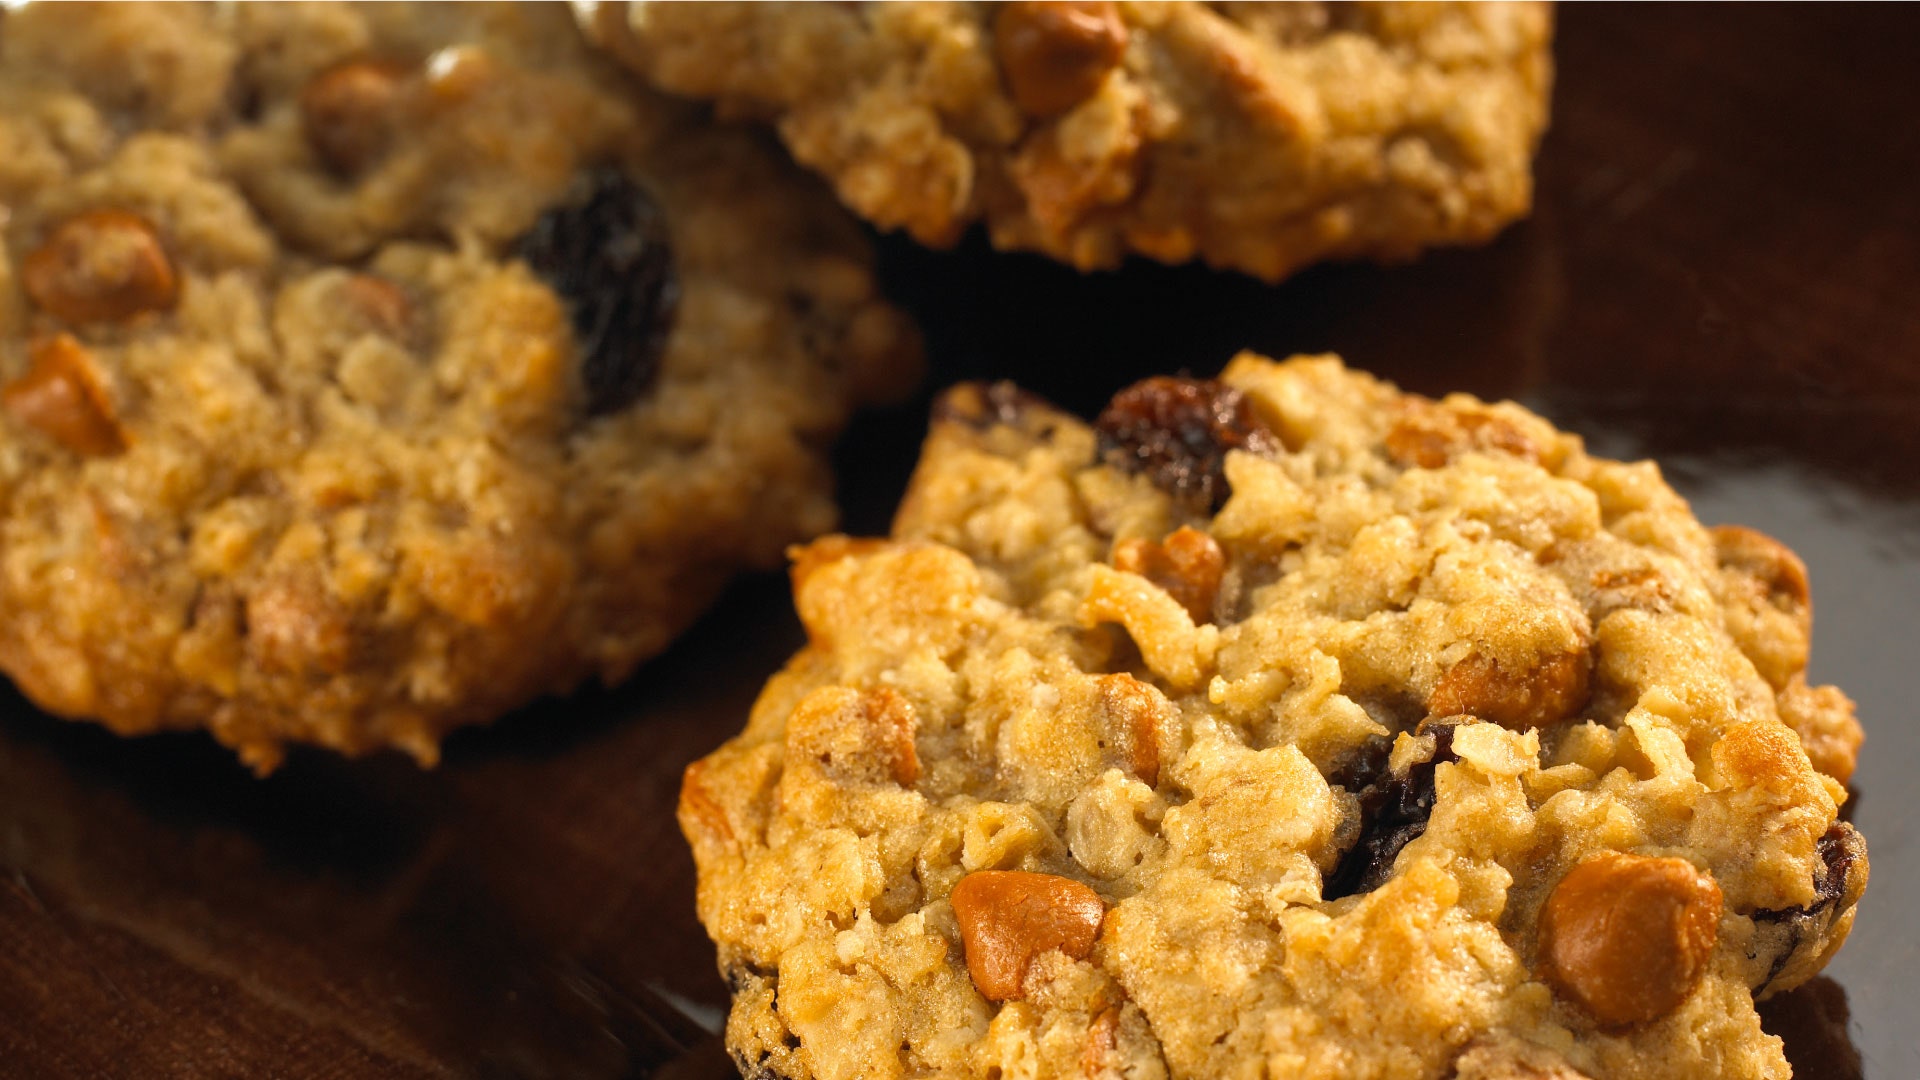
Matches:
[[681, 355, 1866, 1079], [0, 2, 919, 771], [581, 2, 1553, 281]]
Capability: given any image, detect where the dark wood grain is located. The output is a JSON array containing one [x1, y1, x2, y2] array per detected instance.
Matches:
[[3, 5, 1916, 1078]]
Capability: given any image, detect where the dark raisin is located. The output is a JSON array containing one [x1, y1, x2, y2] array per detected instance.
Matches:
[[1811, 821, 1864, 907], [1094, 377, 1280, 513], [1748, 821, 1867, 993], [516, 168, 677, 416], [1326, 733, 1395, 795], [1761, 821, 1863, 919], [1324, 719, 1466, 899]]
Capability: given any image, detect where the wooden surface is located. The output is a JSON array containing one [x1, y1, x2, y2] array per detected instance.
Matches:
[[2, 5, 1916, 1077]]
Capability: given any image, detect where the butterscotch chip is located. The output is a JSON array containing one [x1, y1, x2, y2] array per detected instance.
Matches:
[[994, 2, 1129, 118], [583, 2, 1551, 281], [2, 335, 126, 457], [300, 58, 413, 174], [0, 2, 919, 770], [683, 353, 1865, 1080], [1429, 648, 1592, 732], [1091, 672, 1172, 787], [24, 209, 179, 324], [1112, 525, 1226, 625], [1540, 853, 1723, 1027], [951, 870, 1106, 1002]]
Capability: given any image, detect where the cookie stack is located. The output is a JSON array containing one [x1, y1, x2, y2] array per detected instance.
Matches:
[[0, 5, 1865, 1080]]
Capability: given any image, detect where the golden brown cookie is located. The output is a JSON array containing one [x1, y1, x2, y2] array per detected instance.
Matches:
[[584, 2, 1553, 281], [0, 2, 919, 770], [683, 354, 1865, 1079]]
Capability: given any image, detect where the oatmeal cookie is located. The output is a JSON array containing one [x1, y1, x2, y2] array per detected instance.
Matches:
[[682, 355, 1865, 1079], [582, 2, 1553, 281], [0, 2, 919, 770]]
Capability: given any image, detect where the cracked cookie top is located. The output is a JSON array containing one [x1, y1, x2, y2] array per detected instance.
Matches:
[[0, 2, 918, 769], [682, 354, 1864, 1079], [584, 2, 1553, 281]]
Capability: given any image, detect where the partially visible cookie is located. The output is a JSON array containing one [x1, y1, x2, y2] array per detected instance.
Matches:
[[0, 2, 919, 770], [682, 355, 1865, 1079], [583, 2, 1553, 281]]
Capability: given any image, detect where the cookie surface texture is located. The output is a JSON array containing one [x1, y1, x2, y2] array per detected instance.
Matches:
[[0, 1, 919, 769], [683, 355, 1866, 1079], [585, 1, 1553, 280]]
